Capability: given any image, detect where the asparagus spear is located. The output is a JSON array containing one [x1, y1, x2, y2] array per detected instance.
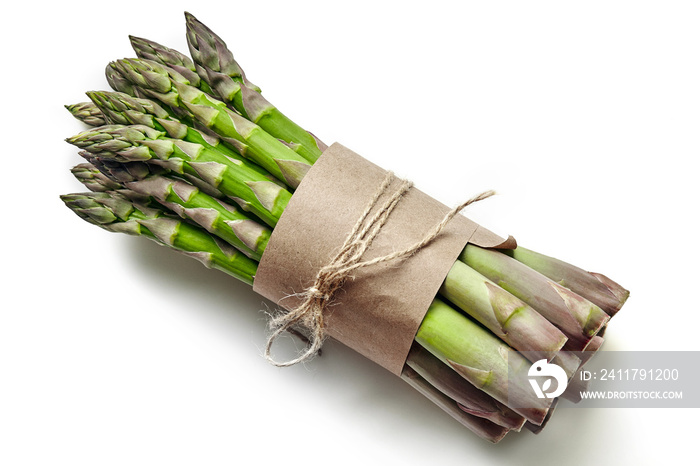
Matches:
[[183, 11, 260, 94], [104, 62, 141, 99], [129, 35, 214, 95], [406, 343, 525, 430], [66, 124, 291, 228], [79, 150, 169, 181], [70, 163, 123, 192], [184, 12, 326, 163], [65, 101, 106, 126], [502, 246, 629, 317], [88, 88, 186, 127], [440, 260, 568, 360], [87, 90, 279, 183], [106, 58, 312, 188], [415, 298, 554, 425], [460, 244, 610, 351], [61, 191, 258, 285], [74, 154, 271, 261], [126, 175, 271, 261]]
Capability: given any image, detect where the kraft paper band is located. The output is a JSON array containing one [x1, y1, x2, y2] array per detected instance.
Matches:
[[253, 143, 516, 375]]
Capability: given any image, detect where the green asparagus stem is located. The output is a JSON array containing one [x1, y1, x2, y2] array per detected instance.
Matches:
[[129, 35, 214, 95], [406, 343, 525, 430], [503, 246, 630, 317], [80, 149, 230, 204], [87, 90, 279, 183], [65, 101, 106, 126], [88, 88, 188, 127], [106, 58, 312, 188], [415, 298, 554, 425], [74, 154, 270, 261], [401, 366, 510, 443], [61, 191, 258, 285], [184, 12, 327, 163], [125, 175, 271, 261], [460, 244, 610, 351], [105, 57, 192, 118], [66, 124, 291, 228], [440, 260, 568, 360]]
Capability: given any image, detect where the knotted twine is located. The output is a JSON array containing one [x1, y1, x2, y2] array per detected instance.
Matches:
[[263, 170, 495, 367]]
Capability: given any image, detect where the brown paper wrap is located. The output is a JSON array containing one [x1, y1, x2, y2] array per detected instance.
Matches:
[[253, 143, 516, 375]]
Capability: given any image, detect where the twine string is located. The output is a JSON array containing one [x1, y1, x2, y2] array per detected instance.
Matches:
[[264, 171, 495, 367]]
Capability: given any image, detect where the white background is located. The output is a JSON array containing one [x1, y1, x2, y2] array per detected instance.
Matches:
[[2, 1, 698, 464]]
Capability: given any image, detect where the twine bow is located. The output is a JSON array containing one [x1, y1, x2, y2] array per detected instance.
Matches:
[[264, 171, 495, 367]]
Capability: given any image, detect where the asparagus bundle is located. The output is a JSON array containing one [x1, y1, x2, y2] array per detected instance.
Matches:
[[61, 12, 629, 443]]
